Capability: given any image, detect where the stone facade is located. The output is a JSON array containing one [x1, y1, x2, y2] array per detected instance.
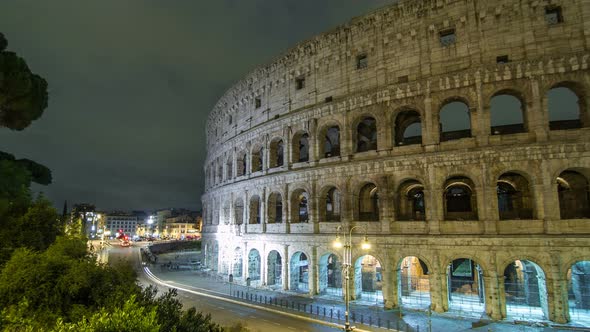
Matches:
[[202, 0, 590, 324]]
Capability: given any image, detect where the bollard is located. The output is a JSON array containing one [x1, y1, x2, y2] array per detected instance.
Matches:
[[387, 320, 390, 329], [298, 303, 300, 311], [377, 317, 381, 328], [352, 312, 356, 323], [361, 314, 364, 324], [337, 310, 340, 320], [369, 316, 372, 326], [330, 309, 333, 319], [265, 295, 267, 304], [323, 307, 326, 316], [317, 306, 319, 315], [309, 304, 312, 313], [417, 325, 420, 332]]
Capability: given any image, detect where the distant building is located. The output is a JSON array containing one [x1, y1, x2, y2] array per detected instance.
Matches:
[[71, 203, 97, 238], [164, 213, 200, 240], [104, 213, 138, 237]]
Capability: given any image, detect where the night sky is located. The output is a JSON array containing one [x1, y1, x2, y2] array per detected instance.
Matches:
[[0, 0, 396, 212]]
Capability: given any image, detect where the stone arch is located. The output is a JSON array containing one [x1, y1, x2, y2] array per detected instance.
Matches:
[[226, 155, 233, 180], [222, 200, 231, 225], [358, 182, 379, 221], [354, 254, 383, 303], [217, 161, 223, 184], [396, 179, 426, 221], [290, 251, 310, 293], [292, 131, 310, 163], [269, 137, 284, 168], [355, 115, 378, 152], [267, 192, 283, 224], [443, 176, 478, 221], [490, 89, 527, 135], [496, 172, 534, 220], [234, 197, 244, 225], [393, 107, 423, 146], [320, 185, 342, 222], [251, 143, 264, 172], [232, 247, 243, 278], [439, 98, 472, 142], [248, 248, 261, 284], [249, 195, 261, 224], [319, 124, 341, 158], [398, 256, 431, 309], [446, 257, 485, 314], [319, 252, 343, 295], [557, 169, 590, 219], [503, 259, 549, 320], [547, 81, 587, 130], [267, 250, 282, 287], [236, 150, 247, 177], [290, 188, 309, 223], [566, 260, 590, 323]]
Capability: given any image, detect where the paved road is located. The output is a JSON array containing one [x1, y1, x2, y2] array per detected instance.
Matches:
[[107, 243, 344, 332]]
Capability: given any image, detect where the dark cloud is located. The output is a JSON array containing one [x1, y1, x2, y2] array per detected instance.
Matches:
[[0, 0, 396, 211]]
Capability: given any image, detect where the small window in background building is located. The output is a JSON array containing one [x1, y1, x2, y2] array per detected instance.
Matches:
[[496, 55, 510, 64], [439, 29, 456, 47], [398, 75, 409, 83], [356, 54, 368, 69], [295, 76, 305, 90], [545, 6, 563, 25], [325, 96, 333, 103], [255, 97, 261, 109]]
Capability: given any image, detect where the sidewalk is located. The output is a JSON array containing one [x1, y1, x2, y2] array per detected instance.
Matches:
[[149, 251, 588, 332]]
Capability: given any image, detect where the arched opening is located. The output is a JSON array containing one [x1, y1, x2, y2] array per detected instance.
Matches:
[[322, 186, 341, 222], [207, 242, 219, 272], [397, 180, 426, 221], [354, 255, 383, 304], [232, 247, 243, 278], [249, 195, 261, 224], [248, 249, 261, 286], [267, 250, 282, 288], [557, 170, 590, 219], [217, 163, 223, 183], [394, 110, 422, 146], [548, 85, 584, 130], [497, 172, 534, 220], [398, 256, 431, 309], [226, 157, 233, 180], [251, 146, 263, 172], [290, 252, 309, 293], [236, 151, 247, 177], [234, 198, 244, 225], [490, 93, 526, 135], [267, 192, 283, 224], [440, 100, 471, 141], [503, 260, 549, 320], [293, 132, 310, 163], [269, 138, 284, 168], [444, 176, 478, 221], [222, 201, 230, 225], [358, 183, 379, 221], [567, 261, 590, 323], [291, 189, 309, 223], [447, 258, 485, 315], [319, 253, 342, 296], [356, 117, 378, 152], [322, 125, 341, 158]]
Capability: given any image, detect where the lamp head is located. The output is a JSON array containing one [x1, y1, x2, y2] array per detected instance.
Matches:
[[361, 235, 371, 250], [333, 236, 343, 249]]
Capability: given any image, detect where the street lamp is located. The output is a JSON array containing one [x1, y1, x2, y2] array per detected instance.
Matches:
[[333, 225, 371, 331]]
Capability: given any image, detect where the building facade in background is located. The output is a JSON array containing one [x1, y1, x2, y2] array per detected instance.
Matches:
[[104, 213, 138, 238], [202, 0, 590, 325]]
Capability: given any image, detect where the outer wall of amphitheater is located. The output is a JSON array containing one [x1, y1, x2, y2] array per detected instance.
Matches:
[[202, 0, 590, 324]]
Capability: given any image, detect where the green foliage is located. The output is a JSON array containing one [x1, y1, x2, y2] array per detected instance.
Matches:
[[0, 34, 48, 130], [15, 158, 52, 185]]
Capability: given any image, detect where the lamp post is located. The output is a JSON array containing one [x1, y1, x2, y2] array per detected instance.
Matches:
[[333, 226, 371, 332]]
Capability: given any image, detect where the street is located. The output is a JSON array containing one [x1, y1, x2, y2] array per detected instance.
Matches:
[[106, 243, 344, 332]]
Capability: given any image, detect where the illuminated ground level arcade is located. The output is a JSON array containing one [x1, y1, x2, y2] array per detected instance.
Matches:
[[203, 234, 590, 326]]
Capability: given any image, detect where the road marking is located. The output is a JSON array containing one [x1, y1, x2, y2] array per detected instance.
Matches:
[[273, 322, 280, 326], [216, 306, 224, 309], [262, 319, 270, 323], [287, 327, 296, 330]]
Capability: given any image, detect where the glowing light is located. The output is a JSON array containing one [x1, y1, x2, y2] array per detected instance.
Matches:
[[333, 236, 343, 249], [361, 236, 371, 250]]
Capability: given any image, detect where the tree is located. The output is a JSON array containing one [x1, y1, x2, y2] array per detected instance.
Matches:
[[0, 32, 48, 131]]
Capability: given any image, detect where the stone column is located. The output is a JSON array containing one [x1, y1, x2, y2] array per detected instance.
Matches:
[[261, 188, 267, 233], [530, 78, 548, 141], [283, 185, 290, 233], [540, 160, 560, 233], [422, 85, 439, 151], [242, 243, 248, 280], [310, 180, 320, 233], [379, 176, 393, 233], [545, 253, 569, 323], [286, 126, 294, 167], [310, 246, 318, 295], [342, 114, 353, 158], [383, 254, 397, 309], [430, 270, 448, 313], [283, 245, 290, 291], [428, 167, 443, 234], [378, 110, 393, 153], [483, 272, 503, 320], [309, 118, 319, 164], [261, 246, 267, 286], [341, 180, 352, 224]]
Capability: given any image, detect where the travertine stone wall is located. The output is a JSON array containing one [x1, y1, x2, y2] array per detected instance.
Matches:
[[202, 0, 590, 324]]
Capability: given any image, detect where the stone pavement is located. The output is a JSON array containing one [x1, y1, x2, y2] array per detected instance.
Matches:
[[148, 251, 588, 332]]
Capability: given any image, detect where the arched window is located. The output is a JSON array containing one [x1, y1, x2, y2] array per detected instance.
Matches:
[[444, 177, 478, 220], [497, 172, 533, 220], [251, 146, 263, 172], [359, 183, 379, 221], [557, 170, 590, 219], [291, 189, 309, 223], [236, 152, 247, 177], [356, 117, 377, 152], [217, 163, 223, 183], [394, 110, 422, 146], [490, 93, 526, 135], [440, 100, 471, 141], [234, 198, 244, 225], [324, 187, 341, 222], [293, 132, 310, 162], [267, 192, 283, 224], [226, 157, 233, 180], [249, 196, 261, 224], [397, 180, 426, 221], [548, 85, 584, 130], [270, 139, 284, 168], [323, 126, 341, 158]]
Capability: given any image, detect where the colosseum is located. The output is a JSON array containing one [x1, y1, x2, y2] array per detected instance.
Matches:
[[202, 0, 590, 325]]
